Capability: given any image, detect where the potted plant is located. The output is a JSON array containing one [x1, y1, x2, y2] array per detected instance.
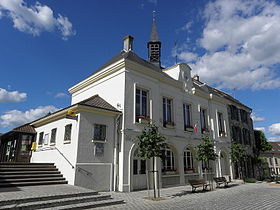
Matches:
[[219, 130, 226, 137], [165, 121, 175, 128], [185, 125, 194, 132], [137, 115, 151, 124], [163, 168, 177, 175], [202, 128, 209, 134], [185, 168, 196, 174]]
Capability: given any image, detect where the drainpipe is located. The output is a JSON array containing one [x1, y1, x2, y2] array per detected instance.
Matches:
[[113, 114, 122, 191]]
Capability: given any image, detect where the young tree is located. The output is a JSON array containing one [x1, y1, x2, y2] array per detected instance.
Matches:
[[136, 123, 166, 198], [254, 130, 272, 156], [254, 130, 272, 179], [196, 136, 218, 188], [230, 143, 247, 180]]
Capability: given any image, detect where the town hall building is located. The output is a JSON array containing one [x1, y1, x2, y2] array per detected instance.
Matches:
[[29, 19, 256, 192]]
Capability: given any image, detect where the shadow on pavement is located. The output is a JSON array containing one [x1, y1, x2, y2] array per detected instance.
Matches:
[[0, 186, 21, 193]]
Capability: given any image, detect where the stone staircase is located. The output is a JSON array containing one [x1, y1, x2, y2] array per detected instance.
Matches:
[[0, 162, 67, 187], [0, 163, 124, 209], [0, 190, 124, 209]]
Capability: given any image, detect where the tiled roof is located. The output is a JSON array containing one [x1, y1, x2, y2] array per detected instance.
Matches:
[[193, 79, 251, 110], [13, 124, 36, 133], [263, 142, 280, 154], [78, 95, 121, 113], [93, 50, 163, 76]]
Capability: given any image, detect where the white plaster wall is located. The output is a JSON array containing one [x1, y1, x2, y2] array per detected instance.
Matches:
[[31, 117, 80, 185], [74, 111, 116, 191], [71, 69, 126, 111]]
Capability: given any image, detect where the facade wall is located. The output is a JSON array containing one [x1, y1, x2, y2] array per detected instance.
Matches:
[[74, 111, 117, 191], [31, 117, 80, 185], [121, 65, 232, 191], [71, 69, 126, 110]]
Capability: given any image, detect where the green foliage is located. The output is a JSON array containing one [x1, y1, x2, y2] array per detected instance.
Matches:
[[136, 123, 166, 160], [196, 136, 218, 162], [255, 156, 266, 165], [245, 178, 256, 183], [230, 143, 247, 163], [254, 130, 272, 155]]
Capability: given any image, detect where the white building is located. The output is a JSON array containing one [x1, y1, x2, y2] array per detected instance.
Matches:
[[30, 21, 246, 192]]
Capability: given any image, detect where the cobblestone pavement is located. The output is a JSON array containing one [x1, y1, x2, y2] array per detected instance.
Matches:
[[99, 182, 280, 210], [0, 184, 95, 201], [0, 182, 279, 209]]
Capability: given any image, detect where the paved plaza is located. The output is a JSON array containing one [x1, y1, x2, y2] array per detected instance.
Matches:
[[101, 182, 280, 210], [0, 182, 279, 209]]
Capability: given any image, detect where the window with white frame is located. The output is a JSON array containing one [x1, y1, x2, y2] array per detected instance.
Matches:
[[184, 148, 194, 171], [135, 88, 149, 122], [64, 124, 72, 142], [162, 147, 176, 172], [94, 143, 104, 157], [43, 133, 49, 145], [218, 112, 225, 136], [200, 108, 207, 132], [93, 124, 106, 141], [38, 132, 44, 146], [50, 128, 57, 145], [183, 104, 192, 130], [163, 97, 173, 127]]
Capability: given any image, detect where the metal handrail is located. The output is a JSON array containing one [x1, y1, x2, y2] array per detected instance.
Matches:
[[35, 146, 75, 169], [54, 147, 75, 169]]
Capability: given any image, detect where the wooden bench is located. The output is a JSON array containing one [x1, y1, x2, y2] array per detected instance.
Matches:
[[189, 179, 210, 192], [213, 177, 230, 187]]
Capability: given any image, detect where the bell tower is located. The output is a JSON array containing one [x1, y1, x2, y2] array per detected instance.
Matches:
[[147, 11, 161, 67]]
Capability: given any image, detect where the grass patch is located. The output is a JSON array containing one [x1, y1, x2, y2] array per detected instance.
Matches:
[[245, 178, 256, 183]]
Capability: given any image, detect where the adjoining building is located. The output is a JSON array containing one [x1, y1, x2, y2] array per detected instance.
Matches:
[[0, 124, 36, 163], [262, 142, 280, 176], [1, 18, 256, 192]]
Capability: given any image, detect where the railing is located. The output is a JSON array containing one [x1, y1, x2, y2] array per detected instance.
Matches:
[[35, 146, 75, 169], [54, 147, 75, 169]]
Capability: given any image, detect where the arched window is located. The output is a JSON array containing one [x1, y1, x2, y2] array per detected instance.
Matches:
[[162, 147, 176, 173], [184, 148, 195, 173]]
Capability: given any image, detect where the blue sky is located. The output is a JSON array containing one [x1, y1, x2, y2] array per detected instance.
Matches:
[[0, 0, 279, 141]]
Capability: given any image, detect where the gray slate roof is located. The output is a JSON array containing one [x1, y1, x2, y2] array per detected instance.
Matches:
[[93, 50, 163, 76], [78, 95, 121, 113]]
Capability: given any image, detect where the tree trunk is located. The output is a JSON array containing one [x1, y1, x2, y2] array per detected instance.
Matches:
[[153, 156, 156, 198]]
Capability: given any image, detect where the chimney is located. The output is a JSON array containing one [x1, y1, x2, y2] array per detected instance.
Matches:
[[123, 35, 134, 52]]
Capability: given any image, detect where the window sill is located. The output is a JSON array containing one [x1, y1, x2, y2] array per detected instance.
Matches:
[[162, 174, 180, 177], [184, 173, 199, 176], [137, 118, 151, 124], [92, 140, 106, 143], [50, 143, 56, 146], [64, 140, 71, 144]]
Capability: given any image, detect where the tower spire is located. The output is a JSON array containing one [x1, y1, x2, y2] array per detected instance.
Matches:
[[147, 11, 161, 67], [151, 11, 159, 41]]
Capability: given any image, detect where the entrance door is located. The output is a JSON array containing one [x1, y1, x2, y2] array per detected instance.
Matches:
[[133, 150, 147, 190], [17, 134, 33, 162]]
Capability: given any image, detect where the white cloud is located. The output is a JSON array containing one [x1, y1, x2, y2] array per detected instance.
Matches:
[[0, 105, 59, 128], [251, 113, 265, 122], [268, 136, 280, 142], [268, 123, 280, 135], [176, 0, 280, 90], [255, 127, 265, 132], [55, 92, 68, 98], [0, 0, 75, 40], [0, 88, 27, 103], [148, 0, 158, 6]]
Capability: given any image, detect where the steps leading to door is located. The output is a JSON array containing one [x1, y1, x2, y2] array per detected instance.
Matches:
[[0, 162, 67, 187], [0, 186, 124, 210]]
